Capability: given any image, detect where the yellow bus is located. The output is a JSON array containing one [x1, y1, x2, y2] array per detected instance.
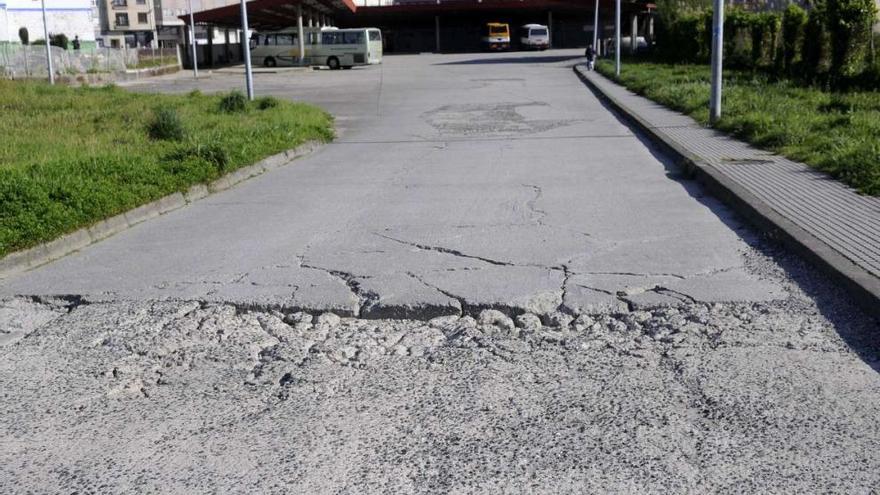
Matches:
[[482, 23, 510, 51]]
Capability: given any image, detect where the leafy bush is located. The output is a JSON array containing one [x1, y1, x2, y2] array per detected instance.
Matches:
[[218, 90, 247, 113], [782, 4, 808, 73], [826, 0, 878, 80], [256, 96, 280, 110], [49, 34, 69, 50], [187, 89, 202, 98], [147, 106, 186, 141], [166, 142, 230, 172], [18, 27, 29, 45], [802, 2, 830, 79]]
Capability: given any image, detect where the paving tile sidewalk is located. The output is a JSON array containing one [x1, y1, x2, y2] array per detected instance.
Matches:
[[575, 65, 880, 315]]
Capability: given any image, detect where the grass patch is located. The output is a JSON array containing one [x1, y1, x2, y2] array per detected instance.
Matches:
[[596, 58, 880, 196], [0, 80, 334, 257]]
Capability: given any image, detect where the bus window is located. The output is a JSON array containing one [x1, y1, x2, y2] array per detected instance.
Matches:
[[276, 34, 294, 45], [322, 32, 340, 44], [264, 35, 274, 46], [369, 30, 381, 41], [343, 31, 364, 44]]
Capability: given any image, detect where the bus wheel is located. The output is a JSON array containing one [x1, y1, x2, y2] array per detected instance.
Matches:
[[264, 57, 277, 68], [327, 57, 340, 70]]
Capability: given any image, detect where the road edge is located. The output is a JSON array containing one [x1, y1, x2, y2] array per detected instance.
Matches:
[[0, 140, 325, 280], [573, 64, 880, 320]]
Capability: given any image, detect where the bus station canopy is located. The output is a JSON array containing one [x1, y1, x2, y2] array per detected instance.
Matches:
[[182, 0, 357, 30]]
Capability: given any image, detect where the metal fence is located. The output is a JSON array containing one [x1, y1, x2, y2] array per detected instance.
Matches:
[[0, 45, 162, 79]]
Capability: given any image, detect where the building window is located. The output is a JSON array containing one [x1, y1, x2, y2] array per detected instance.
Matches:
[[136, 0, 146, 4], [138, 13, 148, 24], [112, 0, 127, 7], [116, 13, 129, 26]]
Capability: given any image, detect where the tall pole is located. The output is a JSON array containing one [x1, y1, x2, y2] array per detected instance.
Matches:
[[188, 0, 198, 78], [709, 0, 724, 122], [240, 0, 254, 100], [593, 0, 599, 52], [40, 0, 54, 84], [296, 4, 305, 65], [614, 0, 621, 76]]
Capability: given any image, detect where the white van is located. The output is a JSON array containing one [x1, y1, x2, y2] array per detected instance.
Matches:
[[519, 24, 550, 50]]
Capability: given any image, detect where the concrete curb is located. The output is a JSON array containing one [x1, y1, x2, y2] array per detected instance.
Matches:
[[0, 140, 325, 280], [573, 65, 880, 320]]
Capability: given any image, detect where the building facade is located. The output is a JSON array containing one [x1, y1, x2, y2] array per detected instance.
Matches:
[[0, 0, 96, 48], [94, 0, 158, 47]]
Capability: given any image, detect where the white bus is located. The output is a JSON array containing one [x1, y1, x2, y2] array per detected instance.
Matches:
[[249, 27, 382, 70]]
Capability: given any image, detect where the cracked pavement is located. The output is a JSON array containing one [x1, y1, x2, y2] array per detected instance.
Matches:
[[1, 50, 879, 492]]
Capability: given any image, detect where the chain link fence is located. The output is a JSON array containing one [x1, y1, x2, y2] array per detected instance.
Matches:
[[0, 45, 154, 79]]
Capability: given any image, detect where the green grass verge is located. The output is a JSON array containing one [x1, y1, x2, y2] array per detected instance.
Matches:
[[0, 81, 334, 258], [596, 59, 880, 196]]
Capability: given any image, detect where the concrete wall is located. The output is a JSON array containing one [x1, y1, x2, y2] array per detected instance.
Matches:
[[0, 0, 95, 43]]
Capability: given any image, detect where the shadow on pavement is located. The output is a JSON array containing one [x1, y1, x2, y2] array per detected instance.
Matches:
[[434, 55, 584, 65]]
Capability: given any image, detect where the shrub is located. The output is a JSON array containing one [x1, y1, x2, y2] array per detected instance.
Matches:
[[49, 34, 69, 50], [782, 4, 808, 73], [826, 0, 878, 80], [218, 90, 247, 113], [256, 96, 280, 110], [187, 89, 202, 98], [802, 2, 830, 79], [167, 143, 230, 172], [147, 107, 186, 141], [18, 27, 29, 45]]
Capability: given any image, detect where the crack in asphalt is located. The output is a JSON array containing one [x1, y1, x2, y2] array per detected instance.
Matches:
[[374, 232, 516, 267], [522, 183, 547, 226]]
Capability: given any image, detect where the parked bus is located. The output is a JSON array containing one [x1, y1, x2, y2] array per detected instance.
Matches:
[[249, 27, 382, 69], [519, 24, 549, 50], [482, 22, 510, 51]]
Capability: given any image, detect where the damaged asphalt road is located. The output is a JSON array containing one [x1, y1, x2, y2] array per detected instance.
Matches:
[[1, 51, 879, 492]]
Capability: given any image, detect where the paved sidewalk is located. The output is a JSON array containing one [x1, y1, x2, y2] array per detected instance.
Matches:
[[576, 65, 880, 316]]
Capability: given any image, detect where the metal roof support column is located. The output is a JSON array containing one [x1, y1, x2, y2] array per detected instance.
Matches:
[[630, 13, 637, 53], [297, 4, 306, 65], [435, 15, 440, 53], [547, 10, 553, 48], [593, 0, 599, 52]]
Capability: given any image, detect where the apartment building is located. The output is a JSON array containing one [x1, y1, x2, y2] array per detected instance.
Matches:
[[95, 0, 157, 47], [0, 0, 96, 47]]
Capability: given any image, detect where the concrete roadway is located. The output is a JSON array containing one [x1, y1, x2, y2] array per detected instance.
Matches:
[[2, 50, 879, 493], [3, 50, 785, 315]]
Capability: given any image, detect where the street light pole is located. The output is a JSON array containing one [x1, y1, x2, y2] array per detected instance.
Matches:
[[709, 0, 724, 122], [614, 0, 621, 76], [40, 0, 54, 84], [240, 0, 254, 100], [593, 0, 599, 53], [188, 0, 198, 78]]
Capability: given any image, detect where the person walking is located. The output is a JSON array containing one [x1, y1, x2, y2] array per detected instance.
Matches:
[[585, 44, 596, 70], [72, 35, 81, 51]]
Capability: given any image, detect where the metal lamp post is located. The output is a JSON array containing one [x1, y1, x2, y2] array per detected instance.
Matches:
[[593, 0, 599, 53], [614, 0, 621, 76], [40, 0, 54, 84], [709, 0, 725, 122], [240, 0, 254, 100], [188, 0, 198, 78]]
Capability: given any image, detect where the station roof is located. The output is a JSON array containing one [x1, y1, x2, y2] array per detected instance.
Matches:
[[182, 0, 357, 30], [184, 0, 654, 29], [353, 0, 654, 16]]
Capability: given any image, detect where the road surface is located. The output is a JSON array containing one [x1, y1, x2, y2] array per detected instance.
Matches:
[[1, 50, 878, 493]]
